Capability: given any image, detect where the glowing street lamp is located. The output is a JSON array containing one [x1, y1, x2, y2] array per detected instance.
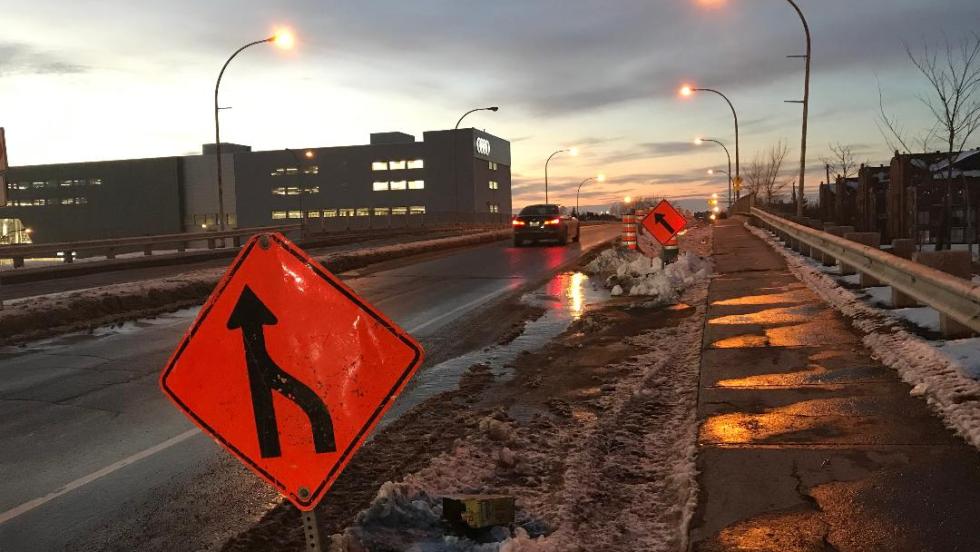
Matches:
[[679, 84, 740, 195], [544, 147, 579, 204], [213, 29, 295, 231], [695, 137, 733, 208], [575, 173, 606, 217]]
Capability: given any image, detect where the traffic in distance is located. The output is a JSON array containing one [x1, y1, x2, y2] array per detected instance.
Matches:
[[511, 204, 581, 247]]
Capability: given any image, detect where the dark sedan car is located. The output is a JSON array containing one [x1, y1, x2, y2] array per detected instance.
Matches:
[[511, 204, 580, 247]]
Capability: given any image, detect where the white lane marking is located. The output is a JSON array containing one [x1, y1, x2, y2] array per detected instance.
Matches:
[[0, 428, 200, 525], [406, 285, 519, 335]]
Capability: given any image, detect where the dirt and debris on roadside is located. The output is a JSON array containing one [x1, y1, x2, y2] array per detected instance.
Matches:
[[222, 223, 712, 552]]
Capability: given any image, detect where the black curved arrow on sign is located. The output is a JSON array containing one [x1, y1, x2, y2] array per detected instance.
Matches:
[[227, 285, 337, 458], [654, 212, 676, 235]]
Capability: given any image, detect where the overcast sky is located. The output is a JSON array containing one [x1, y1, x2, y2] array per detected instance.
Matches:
[[2, 0, 979, 211]]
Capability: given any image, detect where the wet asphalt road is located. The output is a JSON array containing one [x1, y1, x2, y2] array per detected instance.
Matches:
[[0, 224, 618, 551]]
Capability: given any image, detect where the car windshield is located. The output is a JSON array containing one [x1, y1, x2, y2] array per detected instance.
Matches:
[[520, 205, 560, 216]]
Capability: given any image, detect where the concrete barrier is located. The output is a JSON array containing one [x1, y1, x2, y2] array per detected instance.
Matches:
[[890, 239, 919, 308], [844, 232, 882, 287], [912, 251, 975, 338]]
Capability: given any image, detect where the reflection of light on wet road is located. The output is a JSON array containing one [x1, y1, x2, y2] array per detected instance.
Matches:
[[376, 272, 608, 431]]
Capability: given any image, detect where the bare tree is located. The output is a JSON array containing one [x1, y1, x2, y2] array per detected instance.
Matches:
[[879, 34, 980, 249], [821, 142, 858, 181], [745, 140, 793, 206]]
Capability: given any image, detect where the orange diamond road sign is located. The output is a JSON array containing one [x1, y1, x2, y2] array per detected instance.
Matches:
[[642, 200, 688, 246], [160, 233, 424, 511]]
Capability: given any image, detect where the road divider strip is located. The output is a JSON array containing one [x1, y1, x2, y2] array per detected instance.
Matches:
[[0, 229, 512, 345]]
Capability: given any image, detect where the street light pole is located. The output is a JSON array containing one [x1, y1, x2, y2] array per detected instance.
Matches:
[[697, 138, 733, 209], [452, 106, 499, 224], [213, 31, 293, 231], [681, 86, 740, 194], [544, 147, 578, 204], [785, 0, 812, 217]]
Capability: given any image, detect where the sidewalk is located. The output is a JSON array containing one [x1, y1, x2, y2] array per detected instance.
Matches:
[[690, 218, 980, 551]]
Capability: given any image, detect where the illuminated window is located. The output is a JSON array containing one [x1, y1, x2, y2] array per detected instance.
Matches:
[[303, 166, 319, 175], [60, 180, 73, 187], [285, 167, 299, 175], [272, 187, 287, 196], [373, 181, 389, 192], [374, 207, 390, 216], [390, 180, 407, 191], [392, 207, 408, 215], [489, 203, 500, 213], [288, 210, 303, 219], [5, 182, 15, 190], [307, 210, 320, 218], [17, 183, 27, 190], [271, 168, 286, 177], [286, 187, 301, 196], [61, 198, 75, 205], [323, 209, 338, 218], [408, 180, 424, 190], [32, 181, 45, 189], [339, 208, 355, 217], [372, 161, 388, 171], [306, 186, 320, 194], [356, 208, 370, 216], [407, 159, 424, 169], [409, 206, 426, 215], [76, 197, 88, 205], [89, 178, 103, 186], [389, 160, 406, 170], [272, 210, 288, 220], [489, 161, 498, 170], [489, 180, 499, 190]]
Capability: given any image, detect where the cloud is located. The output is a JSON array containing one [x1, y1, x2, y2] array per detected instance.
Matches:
[[0, 42, 87, 76]]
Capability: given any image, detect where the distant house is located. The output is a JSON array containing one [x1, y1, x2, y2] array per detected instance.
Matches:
[[855, 165, 890, 238], [886, 149, 980, 244], [833, 176, 860, 227]]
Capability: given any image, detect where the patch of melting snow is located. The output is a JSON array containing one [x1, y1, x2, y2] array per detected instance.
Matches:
[[378, 273, 610, 431]]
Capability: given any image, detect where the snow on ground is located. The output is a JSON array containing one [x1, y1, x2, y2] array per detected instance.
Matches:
[[746, 222, 980, 450], [327, 229, 713, 551], [583, 224, 711, 304]]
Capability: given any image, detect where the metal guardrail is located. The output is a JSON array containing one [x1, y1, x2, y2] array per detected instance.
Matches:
[[752, 207, 980, 333], [0, 225, 302, 267]]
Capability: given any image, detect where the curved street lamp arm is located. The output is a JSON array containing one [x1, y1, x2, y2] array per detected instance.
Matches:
[[213, 36, 275, 231], [455, 106, 498, 130], [544, 149, 568, 204], [785, 0, 812, 216], [694, 87, 740, 179]]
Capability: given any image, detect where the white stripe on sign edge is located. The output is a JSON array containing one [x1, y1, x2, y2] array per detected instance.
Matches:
[[0, 428, 200, 525]]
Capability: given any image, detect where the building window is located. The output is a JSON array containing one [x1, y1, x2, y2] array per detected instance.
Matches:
[[408, 180, 425, 190], [270, 167, 300, 177], [303, 166, 319, 175], [288, 210, 303, 219], [272, 210, 288, 220], [272, 187, 287, 196], [409, 205, 426, 215], [89, 178, 103, 186], [372, 161, 388, 171], [489, 180, 499, 190], [389, 160, 406, 170], [339, 208, 355, 217], [374, 207, 390, 216], [323, 209, 338, 218], [392, 207, 408, 215], [390, 180, 407, 191], [489, 203, 500, 213], [61, 198, 75, 205], [307, 210, 321, 218], [356, 208, 370, 216], [489, 161, 498, 170], [407, 159, 424, 169], [306, 186, 320, 194], [373, 181, 389, 192]]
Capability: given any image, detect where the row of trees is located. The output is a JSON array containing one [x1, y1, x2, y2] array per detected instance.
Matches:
[[741, 33, 979, 250]]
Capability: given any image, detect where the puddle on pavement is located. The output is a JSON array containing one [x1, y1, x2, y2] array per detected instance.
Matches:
[[377, 272, 610, 430]]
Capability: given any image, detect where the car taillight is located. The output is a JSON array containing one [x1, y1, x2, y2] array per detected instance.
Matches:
[[544, 218, 560, 225], [512, 219, 526, 226]]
